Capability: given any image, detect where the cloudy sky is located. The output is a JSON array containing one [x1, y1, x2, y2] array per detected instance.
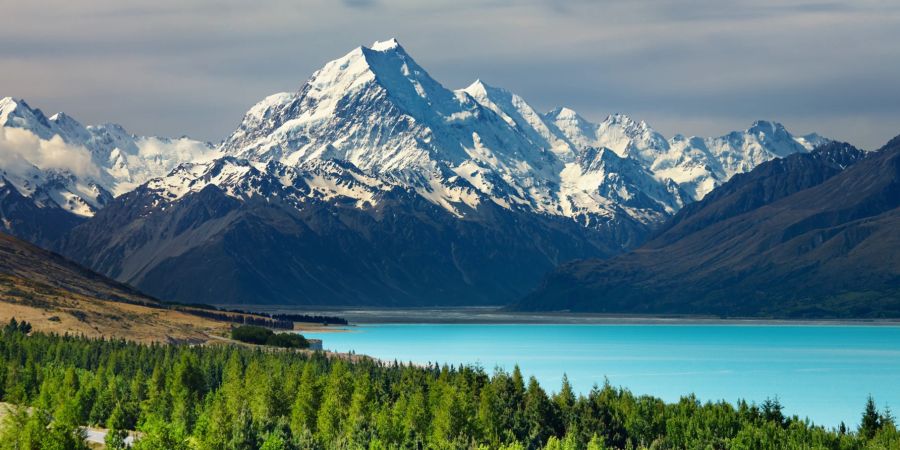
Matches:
[[3, 0, 899, 148]]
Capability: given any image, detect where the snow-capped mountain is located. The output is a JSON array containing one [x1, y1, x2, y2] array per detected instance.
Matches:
[[0, 97, 216, 243], [0, 97, 217, 199], [544, 107, 828, 201], [216, 39, 690, 233], [209, 39, 825, 235], [2, 39, 824, 242], [5, 38, 835, 306]]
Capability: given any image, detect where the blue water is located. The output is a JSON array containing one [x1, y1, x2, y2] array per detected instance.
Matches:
[[304, 323, 900, 428]]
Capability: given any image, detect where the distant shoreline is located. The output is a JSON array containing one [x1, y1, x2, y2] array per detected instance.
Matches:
[[223, 305, 900, 327]]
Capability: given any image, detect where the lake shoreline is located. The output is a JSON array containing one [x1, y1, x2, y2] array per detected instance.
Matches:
[[236, 305, 900, 329]]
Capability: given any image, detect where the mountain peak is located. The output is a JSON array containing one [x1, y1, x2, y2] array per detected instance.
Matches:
[[0, 96, 53, 135], [604, 113, 637, 127], [301, 38, 468, 130], [463, 79, 508, 99], [547, 106, 582, 121], [0, 97, 22, 123], [49, 111, 84, 128], [748, 119, 787, 134], [370, 38, 402, 52], [307, 37, 432, 101], [467, 78, 487, 90], [0, 97, 32, 117], [0, 96, 21, 110]]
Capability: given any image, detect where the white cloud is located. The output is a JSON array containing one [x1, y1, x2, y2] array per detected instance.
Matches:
[[0, 127, 100, 179], [137, 136, 218, 162]]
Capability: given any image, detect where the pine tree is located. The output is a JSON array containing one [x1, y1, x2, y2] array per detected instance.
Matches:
[[861, 395, 882, 440], [105, 403, 130, 450], [586, 434, 608, 450], [290, 362, 322, 436], [132, 414, 190, 450], [553, 374, 576, 430], [523, 376, 557, 448], [170, 352, 205, 431], [259, 428, 289, 450], [882, 404, 896, 428], [761, 397, 785, 427], [346, 371, 375, 444], [316, 361, 354, 443]]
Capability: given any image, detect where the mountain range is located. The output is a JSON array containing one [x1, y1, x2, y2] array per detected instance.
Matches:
[[2, 39, 839, 307], [0, 97, 216, 245], [516, 138, 900, 318]]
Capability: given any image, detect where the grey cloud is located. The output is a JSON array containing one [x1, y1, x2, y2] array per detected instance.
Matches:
[[1, 0, 898, 149], [342, 0, 379, 8]]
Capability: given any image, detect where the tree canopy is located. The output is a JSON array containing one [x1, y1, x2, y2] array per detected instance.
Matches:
[[0, 321, 896, 449]]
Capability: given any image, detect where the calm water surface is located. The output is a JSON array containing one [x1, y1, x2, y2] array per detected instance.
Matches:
[[304, 324, 900, 427]]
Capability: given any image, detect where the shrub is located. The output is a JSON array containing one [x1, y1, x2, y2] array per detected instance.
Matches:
[[230, 325, 308, 349]]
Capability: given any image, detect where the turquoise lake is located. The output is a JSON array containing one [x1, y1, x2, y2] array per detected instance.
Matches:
[[303, 323, 900, 428]]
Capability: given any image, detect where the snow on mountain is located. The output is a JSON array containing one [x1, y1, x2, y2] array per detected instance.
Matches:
[[144, 156, 393, 214], [0, 96, 217, 218], [544, 104, 828, 201], [85, 122, 219, 194], [0, 98, 57, 140], [461, 80, 576, 161], [559, 147, 682, 226], [658, 120, 827, 199], [0, 120, 111, 217], [546, 111, 671, 166], [216, 39, 680, 228], [706, 120, 821, 175], [1, 39, 829, 240]]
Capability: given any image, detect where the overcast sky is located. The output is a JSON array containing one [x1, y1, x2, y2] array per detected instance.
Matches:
[[3, 0, 899, 149]]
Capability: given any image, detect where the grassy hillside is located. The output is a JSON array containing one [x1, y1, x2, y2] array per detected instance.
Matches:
[[0, 231, 248, 343]]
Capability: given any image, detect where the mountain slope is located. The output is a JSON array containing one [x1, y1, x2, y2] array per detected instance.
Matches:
[[0, 231, 155, 306], [652, 141, 867, 246], [0, 178, 87, 246], [58, 158, 616, 306], [516, 138, 900, 318], [0, 231, 238, 342]]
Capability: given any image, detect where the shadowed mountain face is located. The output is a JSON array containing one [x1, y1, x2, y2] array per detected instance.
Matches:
[[0, 182, 87, 247], [516, 138, 900, 318], [58, 177, 616, 306]]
